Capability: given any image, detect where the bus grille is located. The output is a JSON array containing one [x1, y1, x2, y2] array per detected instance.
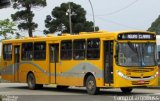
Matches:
[[127, 68, 154, 73], [130, 76, 151, 79]]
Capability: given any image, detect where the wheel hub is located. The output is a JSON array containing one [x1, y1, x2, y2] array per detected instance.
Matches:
[[28, 76, 34, 87], [88, 80, 94, 90]]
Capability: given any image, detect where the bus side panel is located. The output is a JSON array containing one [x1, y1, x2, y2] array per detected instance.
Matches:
[[56, 60, 83, 86], [56, 60, 104, 87], [1, 74, 14, 82], [158, 67, 160, 85], [18, 61, 49, 84], [57, 77, 83, 86], [57, 76, 104, 87], [1, 61, 15, 82], [33, 61, 49, 84]]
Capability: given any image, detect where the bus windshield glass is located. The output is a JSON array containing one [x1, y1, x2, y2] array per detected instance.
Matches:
[[116, 42, 157, 67]]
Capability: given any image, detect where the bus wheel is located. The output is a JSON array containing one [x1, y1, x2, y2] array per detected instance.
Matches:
[[120, 87, 133, 93], [27, 73, 39, 90], [86, 75, 99, 95], [57, 85, 69, 89], [37, 84, 43, 89]]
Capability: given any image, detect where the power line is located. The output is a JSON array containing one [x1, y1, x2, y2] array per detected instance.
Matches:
[[95, 16, 141, 30], [87, 0, 139, 17]]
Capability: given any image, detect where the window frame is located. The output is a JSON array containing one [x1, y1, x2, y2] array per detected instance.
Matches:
[[33, 42, 46, 60], [3, 44, 12, 61], [87, 38, 100, 60], [21, 42, 33, 61], [60, 40, 73, 60], [73, 39, 86, 60]]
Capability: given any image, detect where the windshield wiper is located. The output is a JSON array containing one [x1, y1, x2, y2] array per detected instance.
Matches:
[[140, 44, 145, 67]]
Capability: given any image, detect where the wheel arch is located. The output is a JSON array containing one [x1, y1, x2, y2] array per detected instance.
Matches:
[[83, 72, 95, 86]]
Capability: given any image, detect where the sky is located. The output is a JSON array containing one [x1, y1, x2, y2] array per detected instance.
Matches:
[[0, 0, 160, 55], [0, 0, 160, 37]]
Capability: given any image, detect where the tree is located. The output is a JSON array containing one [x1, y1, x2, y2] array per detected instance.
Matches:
[[11, 0, 47, 37], [44, 2, 99, 34], [0, 19, 16, 39], [148, 15, 160, 34]]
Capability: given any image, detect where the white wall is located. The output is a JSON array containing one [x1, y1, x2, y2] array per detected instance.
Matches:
[[156, 35, 160, 53], [156, 35, 160, 62], [157, 35, 160, 45]]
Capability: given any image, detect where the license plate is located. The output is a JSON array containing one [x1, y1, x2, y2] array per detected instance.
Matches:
[[137, 80, 145, 84]]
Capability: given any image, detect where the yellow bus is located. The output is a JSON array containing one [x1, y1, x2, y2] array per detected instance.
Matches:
[[0, 30, 158, 94]]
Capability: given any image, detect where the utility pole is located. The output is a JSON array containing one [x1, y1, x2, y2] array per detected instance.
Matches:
[[88, 0, 95, 32], [68, 3, 72, 34], [66, 2, 76, 34]]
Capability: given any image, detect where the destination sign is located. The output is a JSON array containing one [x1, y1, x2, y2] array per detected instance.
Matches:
[[118, 33, 156, 40]]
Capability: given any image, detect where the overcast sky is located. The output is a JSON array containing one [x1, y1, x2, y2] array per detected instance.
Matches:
[[0, 0, 160, 36]]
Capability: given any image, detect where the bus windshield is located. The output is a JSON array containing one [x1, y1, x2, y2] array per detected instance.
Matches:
[[116, 42, 157, 67]]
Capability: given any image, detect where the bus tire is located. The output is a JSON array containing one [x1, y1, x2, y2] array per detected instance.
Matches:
[[86, 75, 99, 95], [37, 84, 43, 89], [27, 73, 39, 90], [57, 85, 69, 89], [120, 87, 133, 93]]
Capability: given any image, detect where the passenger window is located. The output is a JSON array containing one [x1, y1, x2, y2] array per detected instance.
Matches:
[[87, 39, 100, 59], [73, 39, 86, 60], [61, 40, 72, 60], [34, 42, 46, 60], [3, 44, 12, 60], [22, 43, 33, 60]]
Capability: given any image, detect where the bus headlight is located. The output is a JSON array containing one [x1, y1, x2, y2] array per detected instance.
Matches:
[[117, 70, 130, 79], [117, 70, 124, 77], [154, 72, 158, 77], [117, 70, 158, 81]]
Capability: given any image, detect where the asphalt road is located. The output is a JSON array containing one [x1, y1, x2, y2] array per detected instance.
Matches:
[[0, 83, 160, 101]]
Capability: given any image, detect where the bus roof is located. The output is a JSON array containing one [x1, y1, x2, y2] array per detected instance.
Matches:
[[2, 30, 155, 43]]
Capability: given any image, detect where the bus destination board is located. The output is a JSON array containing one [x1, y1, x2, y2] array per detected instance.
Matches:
[[118, 33, 156, 40]]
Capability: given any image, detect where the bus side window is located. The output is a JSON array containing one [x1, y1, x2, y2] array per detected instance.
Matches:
[[3, 44, 12, 61], [61, 40, 72, 60], [73, 39, 86, 60], [34, 42, 46, 60], [22, 42, 33, 60], [87, 39, 100, 59]]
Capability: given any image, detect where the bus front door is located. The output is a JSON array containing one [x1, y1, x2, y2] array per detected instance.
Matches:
[[49, 44, 59, 84], [14, 46, 20, 82], [104, 41, 114, 85]]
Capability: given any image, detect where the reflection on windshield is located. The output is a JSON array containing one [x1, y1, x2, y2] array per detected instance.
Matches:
[[117, 43, 157, 67]]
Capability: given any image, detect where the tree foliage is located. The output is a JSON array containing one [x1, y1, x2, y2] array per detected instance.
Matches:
[[0, 19, 16, 39], [44, 2, 99, 34], [148, 15, 160, 34], [11, 0, 47, 37]]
